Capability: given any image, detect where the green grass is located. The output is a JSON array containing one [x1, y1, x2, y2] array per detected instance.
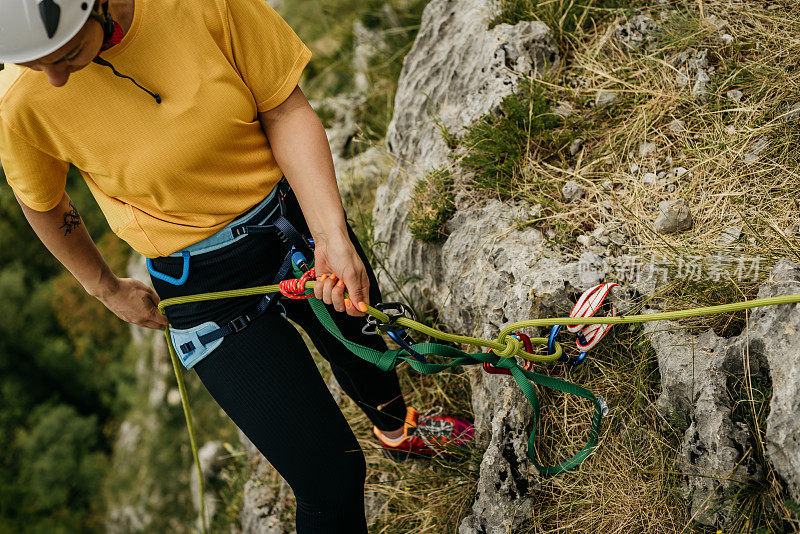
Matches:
[[490, 0, 636, 44], [456, 79, 565, 199], [407, 168, 457, 243]]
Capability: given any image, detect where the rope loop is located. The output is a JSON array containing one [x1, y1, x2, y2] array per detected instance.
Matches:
[[279, 268, 316, 299], [493, 334, 521, 358]]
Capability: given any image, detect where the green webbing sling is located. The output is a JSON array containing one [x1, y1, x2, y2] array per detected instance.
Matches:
[[302, 295, 604, 474], [159, 264, 800, 522], [161, 268, 606, 480]]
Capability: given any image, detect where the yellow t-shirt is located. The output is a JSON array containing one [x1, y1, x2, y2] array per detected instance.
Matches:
[[0, 0, 311, 258]]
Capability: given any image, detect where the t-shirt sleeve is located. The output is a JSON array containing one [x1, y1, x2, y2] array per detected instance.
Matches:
[[0, 118, 68, 211], [224, 0, 312, 112]]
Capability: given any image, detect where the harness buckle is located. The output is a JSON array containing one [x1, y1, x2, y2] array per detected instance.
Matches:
[[229, 315, 251, 333]]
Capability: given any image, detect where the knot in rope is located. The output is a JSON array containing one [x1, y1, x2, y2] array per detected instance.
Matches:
[[279, 268, 316, 299], [493, 334, 522, 358]]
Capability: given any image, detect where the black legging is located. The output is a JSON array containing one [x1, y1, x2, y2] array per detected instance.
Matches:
[[150, 190, 407, 533]]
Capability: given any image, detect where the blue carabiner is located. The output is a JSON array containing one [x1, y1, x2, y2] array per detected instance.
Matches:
[[386, 329, 428, 364], [291, 248, 310, 272], [147, 251, 191, 286], [548, 322, 589, 367], [547, 324, 568, 362]]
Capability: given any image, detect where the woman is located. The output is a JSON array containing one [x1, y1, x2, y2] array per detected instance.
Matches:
[[0, 0, 473, 531]]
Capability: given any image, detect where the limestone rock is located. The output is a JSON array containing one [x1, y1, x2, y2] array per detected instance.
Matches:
[[383, 0, 558, 165], [757, 260, 800, 501], [649, 322, 764, 525], [716, 225, 742, 247], [785, 102, 800, 123], [646, 259, 800, 524], [726, 89, 743, 102], [674, 48, 712, 100], [238, 430, 297, 534], [639, 141, 657, 158], [568, 137, 585, 155], [615, 15, 659, 49], [370, 3, 563, 529], [459, 394, 535, 534], [654, 199, 692, 234], [551, 100, 575, 119], [744, 136, 771, 163], [667, 119, 685, 133], [561, 179, 585, 201], [595, 90, 618, 107], [692, 68, 711, 100]]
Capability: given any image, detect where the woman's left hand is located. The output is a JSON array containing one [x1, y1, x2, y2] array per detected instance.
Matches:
[[312, 232, 369, 317]]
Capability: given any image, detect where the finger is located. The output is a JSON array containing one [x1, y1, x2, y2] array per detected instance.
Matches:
[[323, 274, 337, 305], [331, 278, 346, 312], [143, 295, 168, 326], [314, 273, 328, 300], [153, 313, 169, 327], [341, 266, 369, 316], [346, 277, 370, 317], [146, 286, 161, 303]]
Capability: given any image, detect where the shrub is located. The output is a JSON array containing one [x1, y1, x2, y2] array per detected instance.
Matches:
[[407, 169, 456, 242]]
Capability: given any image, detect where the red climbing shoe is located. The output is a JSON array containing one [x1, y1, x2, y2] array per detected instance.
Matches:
[[373, 406, 474, 459]]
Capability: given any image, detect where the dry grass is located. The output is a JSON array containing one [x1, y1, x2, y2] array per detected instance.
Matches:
[[456, 0, 800, 334], [513, 325, 696, 533], [521, 0, 800, 262]]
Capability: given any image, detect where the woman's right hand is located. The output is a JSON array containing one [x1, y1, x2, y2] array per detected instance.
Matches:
[[96, 276, 169, 329]]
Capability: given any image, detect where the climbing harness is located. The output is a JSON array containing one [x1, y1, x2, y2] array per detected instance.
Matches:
[[149, 178, 314, 369], [547, 283, 619, 367]]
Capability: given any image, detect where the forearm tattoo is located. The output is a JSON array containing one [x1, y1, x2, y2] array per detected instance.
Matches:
[[59, 202, 81, 236]]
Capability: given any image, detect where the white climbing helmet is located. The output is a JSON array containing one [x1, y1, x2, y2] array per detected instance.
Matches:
[[0, 0, 95, 63]]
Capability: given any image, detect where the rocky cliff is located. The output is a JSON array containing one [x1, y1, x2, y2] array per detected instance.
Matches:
[[372, 0, 800, 531], [229, 0, 800, 531]]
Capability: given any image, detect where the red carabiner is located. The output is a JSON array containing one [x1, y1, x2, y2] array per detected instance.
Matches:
[[482, 333, 535, 375]]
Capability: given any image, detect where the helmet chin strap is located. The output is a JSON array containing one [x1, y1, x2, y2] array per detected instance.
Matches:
[[89, 1, 116, 45], [90, 0, 162, 104]]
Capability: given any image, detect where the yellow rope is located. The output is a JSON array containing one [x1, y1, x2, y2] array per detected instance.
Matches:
[[159, 283, 800, 364], [157, 277, 800, 526], [164, 328, 208, 534]]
